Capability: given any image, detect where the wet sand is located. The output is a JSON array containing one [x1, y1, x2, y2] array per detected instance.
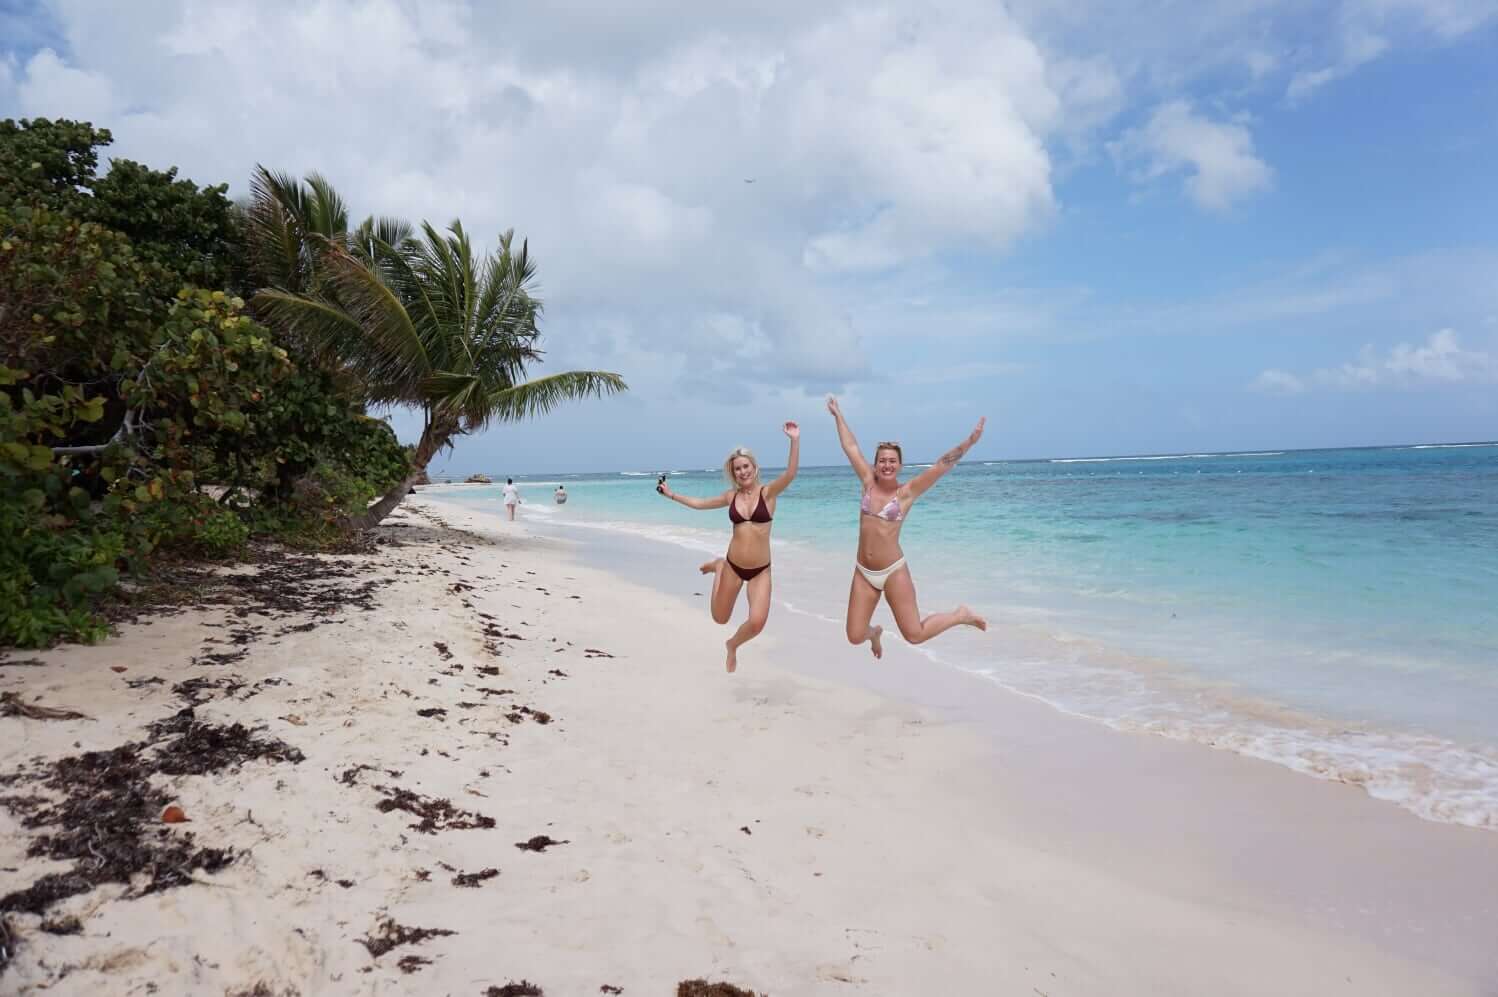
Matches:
[[0, 495, 1493, 995]]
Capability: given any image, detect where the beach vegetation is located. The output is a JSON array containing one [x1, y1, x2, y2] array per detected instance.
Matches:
[[0, 119, 407, 646], [251, 190, 627, 527]]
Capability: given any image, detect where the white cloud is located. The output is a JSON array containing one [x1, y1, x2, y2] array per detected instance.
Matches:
[[1112, 99, 1272, 211], [16, 48, 116, 122], [1251, 369, 1307, 394], [1287, 0, 1497, 102], [1287, 29, 1388, 103], [1, 0, 1075, 391], [1254, 329, 1497, 393]]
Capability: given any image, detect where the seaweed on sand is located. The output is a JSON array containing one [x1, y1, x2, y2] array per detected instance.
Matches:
[[484, 983, 543, 996], [451, 868, 499, 887], [371, 785, 495, 834], [0, 692, 88, 721], [148, 708, 305, 775], [0, 708, 302, 916], [0, 742, 233, 916], [0, 915, 14, 976], [356, 917, 456, 958], [677, 981, 764, 997], [513, 835, 568, 852]]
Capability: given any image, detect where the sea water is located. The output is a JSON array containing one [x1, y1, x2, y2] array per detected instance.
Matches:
[[441, 443, 1498, 830]]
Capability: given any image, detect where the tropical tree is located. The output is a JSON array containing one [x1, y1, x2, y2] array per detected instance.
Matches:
[[254, 218, 626, 527], [245, 165, 411, 296]]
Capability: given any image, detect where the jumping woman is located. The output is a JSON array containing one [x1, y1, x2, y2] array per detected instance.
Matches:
[[657, 422, 800, 672], [826, 396, 987, 658]]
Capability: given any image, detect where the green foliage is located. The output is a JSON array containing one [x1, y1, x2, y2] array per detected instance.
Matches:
[[0, 118, 111, 212], [0, 120, 414, 647], [0, 365, 123, 646], [91, 158, 241, 293], [253, 216, 625, 529]]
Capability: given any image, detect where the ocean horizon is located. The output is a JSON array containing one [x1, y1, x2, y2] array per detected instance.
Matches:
[[438, 440, 1498, 832]]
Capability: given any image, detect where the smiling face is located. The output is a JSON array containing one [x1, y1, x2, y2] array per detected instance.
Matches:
[[731, 455, 758, 487], [723, 447, 760, 488], [873, 444, 903, 482]]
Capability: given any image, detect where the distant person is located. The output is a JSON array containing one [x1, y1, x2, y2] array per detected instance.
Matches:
[[826, 395, 987, 659], [554, 485, 567, 505], [657, 421, 800, 673], [502, 478, 520, 521]]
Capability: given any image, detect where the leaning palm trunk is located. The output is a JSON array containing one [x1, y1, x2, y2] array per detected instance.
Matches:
[[353, 426, 442, 529]]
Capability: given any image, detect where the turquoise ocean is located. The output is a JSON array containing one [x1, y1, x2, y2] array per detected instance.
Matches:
[[441, 443, 1498, 830]]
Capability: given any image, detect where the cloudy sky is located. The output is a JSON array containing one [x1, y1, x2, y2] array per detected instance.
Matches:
[[4, 0, 1497, 472]]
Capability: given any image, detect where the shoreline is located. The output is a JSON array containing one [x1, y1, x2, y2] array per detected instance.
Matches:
[[0, 494, 1493, 994], [428, 481, 1498, 834]]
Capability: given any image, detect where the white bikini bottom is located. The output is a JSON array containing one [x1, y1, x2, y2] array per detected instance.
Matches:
[[855, 557, 907, 592]]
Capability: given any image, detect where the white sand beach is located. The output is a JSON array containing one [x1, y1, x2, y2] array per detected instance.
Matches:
[[2, 494, 1495, 996]]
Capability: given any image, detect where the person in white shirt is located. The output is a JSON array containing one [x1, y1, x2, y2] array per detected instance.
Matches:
[[501, 478, 520, 520], [554, 485, 567, 505]]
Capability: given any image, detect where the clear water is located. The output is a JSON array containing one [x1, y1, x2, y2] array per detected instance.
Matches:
[[441, 443, 1498, 830]]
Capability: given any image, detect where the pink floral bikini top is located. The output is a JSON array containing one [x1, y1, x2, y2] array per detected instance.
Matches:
[[860, 488, 903, 522]]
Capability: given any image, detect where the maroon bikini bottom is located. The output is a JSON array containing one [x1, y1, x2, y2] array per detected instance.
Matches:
[[726, 557, 769, 582]]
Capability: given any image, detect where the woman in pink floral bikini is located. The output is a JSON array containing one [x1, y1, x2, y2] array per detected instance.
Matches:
[[826, 396, 987, 659]]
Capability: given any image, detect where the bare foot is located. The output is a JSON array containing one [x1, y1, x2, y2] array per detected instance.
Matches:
[[725, 640, 737, 673], [958, 605, 988, 631], [869, 624, 884, 659], [700, 559, 721, 575]]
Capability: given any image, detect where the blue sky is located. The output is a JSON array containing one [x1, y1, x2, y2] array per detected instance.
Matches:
[[3, 0, 1496, 472]]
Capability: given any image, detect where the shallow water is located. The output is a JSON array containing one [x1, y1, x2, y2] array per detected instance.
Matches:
[[441, 442, 1498, 830]]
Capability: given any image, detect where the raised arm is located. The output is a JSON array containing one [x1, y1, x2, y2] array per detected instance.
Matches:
[[826, 396, 872, 485], [658, 480, 732, 511], [907, 417, 985, 500], [765, 422, 801, 499]]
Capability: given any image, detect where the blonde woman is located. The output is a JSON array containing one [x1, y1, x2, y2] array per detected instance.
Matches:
[[658, 422, 800, 672], [826, 396, 986, 658]]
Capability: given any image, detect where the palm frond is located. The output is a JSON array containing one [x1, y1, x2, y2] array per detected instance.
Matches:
[[314, 248, 433, 394], [305, 172, 351, 238], [462, 371, 627, 431]]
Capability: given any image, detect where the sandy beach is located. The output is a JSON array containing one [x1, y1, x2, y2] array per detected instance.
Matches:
[[2, 493, 1495, 996]]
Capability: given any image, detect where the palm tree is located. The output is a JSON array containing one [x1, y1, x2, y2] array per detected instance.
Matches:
[[253, 219, 625, 527], [246, 165, 413, 294]]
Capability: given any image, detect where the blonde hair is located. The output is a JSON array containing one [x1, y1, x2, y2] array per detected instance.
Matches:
[[874, 441, 903, 463], [722, 446, 760, 485]]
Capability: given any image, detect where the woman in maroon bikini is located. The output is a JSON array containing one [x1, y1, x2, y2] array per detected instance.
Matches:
[[658, 422, 800, 672]]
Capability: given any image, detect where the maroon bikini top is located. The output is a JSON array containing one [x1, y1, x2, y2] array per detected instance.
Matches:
[[729, 489, 773, 525]]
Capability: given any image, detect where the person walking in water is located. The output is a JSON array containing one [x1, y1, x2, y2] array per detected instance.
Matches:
[[657, 422, 800, 672], [826, 396, 986, 659], [502, 478, 521, 521]]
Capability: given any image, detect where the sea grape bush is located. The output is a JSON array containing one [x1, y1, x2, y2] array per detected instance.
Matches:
[[0, 118, 406, 647]]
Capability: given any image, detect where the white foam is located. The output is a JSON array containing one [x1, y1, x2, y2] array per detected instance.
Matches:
[[1049, 451, 1285, 463], [1399, 443, 1498, 450]]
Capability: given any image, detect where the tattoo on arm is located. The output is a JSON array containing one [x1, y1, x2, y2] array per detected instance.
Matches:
[[939, 446, 963, 467]]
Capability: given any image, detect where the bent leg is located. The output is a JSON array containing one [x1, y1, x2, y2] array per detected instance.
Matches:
[[883, 565, 986, 645], [845, 569, 885, 660], [708, 559, 743, 625], [725, 569, 772, 673]]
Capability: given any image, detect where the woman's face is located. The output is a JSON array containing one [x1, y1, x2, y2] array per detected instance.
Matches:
[[731, 456, 757, 487], [874, 447, 902, 480]]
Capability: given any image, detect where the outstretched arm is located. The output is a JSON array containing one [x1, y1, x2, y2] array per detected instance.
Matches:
[[658, 481, 732, 510], [765, 422, 801, 499], [826, 396, 872, 485], [907, 418, 985, 500]]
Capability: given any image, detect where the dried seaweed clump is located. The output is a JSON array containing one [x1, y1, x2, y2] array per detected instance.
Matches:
[[0, 742, 234, 916], [677, 981, 764, 997], [372, 785, 495, 834], [357, 918, 456, 958], [484, 983, 543, 996]]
